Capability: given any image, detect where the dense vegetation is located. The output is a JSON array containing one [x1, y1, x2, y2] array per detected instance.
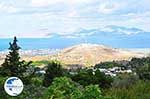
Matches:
[[70, 68, 113, 88], [0, 37, 149, 99], [95, 61, 124, 69], [43, 60, 66, 87]]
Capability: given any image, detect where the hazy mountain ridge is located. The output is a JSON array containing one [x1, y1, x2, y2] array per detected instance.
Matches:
[[46, 25, 149, 38], [0, 25, 150, 48], [45, 25, 150, 48]]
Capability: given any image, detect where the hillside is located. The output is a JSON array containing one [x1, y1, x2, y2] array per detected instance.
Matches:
[[0, 43, 145, 67], [50, 43, 144, 67]]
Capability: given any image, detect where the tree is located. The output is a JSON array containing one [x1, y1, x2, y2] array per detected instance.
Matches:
[[71, 69, 113, 88], [95, 61, 124, 69], [43, 60, 65, 87], [112, 73, 139, 88], [80, 85, 103, 99], [136, 63, 150, 80], [0, 37, 32, 84], [44, 77, 106, 99], [106, 80, 150, 99], [44, 77, 82, 99], [128, 57, 150, 80]]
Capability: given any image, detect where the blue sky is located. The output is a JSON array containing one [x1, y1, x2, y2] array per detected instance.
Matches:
[[0, 0, 150, 38]]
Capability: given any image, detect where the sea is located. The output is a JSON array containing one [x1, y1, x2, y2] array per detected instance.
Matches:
[[0, 38, 78, 51], [0, 38, 150, 54]]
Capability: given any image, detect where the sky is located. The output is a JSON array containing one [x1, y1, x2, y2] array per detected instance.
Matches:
[[0, 0, 150, 38]]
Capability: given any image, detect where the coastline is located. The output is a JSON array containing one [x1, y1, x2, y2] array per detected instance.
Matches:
[[0, 47, 149, 67]]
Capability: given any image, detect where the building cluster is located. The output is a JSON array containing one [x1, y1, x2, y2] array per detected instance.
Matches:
[[0, 49, 60, 56], [92, 67, 132, 77]]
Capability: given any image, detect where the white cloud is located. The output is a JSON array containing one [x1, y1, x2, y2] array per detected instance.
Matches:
[[98, 1, 124, 14], [101, 26, 114, 32], [0, 34, 11, 38], [31, 0, 94, 7], [31, 0, 51, 7], [67, 10, 79, 17], [122, 11, 150, 18], [16, 31, 51, 38], [0, 0, 150, 38], [0, 3, 19, 13]]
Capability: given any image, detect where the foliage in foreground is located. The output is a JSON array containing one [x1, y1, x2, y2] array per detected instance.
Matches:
[[0, 76, 106, 99], [71, 68, 113, 88], [43, 60, 65, 87], [128, 57, 150, 80], [112, 73, 139, 88], [44, 77, 105, 99], [0, 37, 33, 84], [105, 80, 150, 99]]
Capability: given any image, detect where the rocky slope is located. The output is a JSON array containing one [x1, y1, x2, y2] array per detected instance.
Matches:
[[51, 43, 144, 67]]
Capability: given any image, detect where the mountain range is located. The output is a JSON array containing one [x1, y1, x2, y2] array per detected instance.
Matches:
[[1, 25, 150, 49], [45, 25, 150, 48]]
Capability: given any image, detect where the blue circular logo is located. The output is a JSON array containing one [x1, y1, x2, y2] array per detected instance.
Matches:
[[4, 77, 24, 96]]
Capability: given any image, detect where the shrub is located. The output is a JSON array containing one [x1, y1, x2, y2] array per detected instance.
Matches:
[[43, 60, 65, 87], [112, 73, 139, 88], [44, 77, 82, 99], [106, 80, 150, 99], [71, 69, 113, 88]]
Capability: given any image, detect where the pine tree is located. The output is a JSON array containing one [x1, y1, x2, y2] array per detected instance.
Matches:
[[43, 60, 64, 87], [0, 37, 32, 82]]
